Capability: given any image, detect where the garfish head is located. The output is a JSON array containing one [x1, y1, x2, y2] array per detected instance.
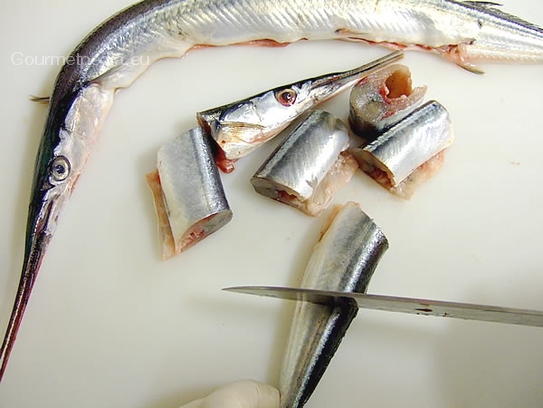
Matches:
[[197, 83, 318, 160], [26, 139, 77, 263], [25, 84, 112, 267], [197, 77, 361, 160], [204, 74, 356, 138], [0, 122, 79, 381], [0, 84, 113, 380]]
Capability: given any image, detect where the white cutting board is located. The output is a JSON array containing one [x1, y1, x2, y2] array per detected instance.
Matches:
[[0, 0, 542, 407]]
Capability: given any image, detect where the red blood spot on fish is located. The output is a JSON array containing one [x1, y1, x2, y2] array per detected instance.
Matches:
[[215, 149, 236, 173]]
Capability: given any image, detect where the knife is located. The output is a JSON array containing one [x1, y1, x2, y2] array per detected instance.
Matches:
[[223, 286, 543, 328]]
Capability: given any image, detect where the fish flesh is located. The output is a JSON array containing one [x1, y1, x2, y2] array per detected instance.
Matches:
[[2, 0, 543, 381], [197, 51, 403, 172], [353, 100, 455, 199], [251, 110, 358, 216], [280, 202, 389, 408], [349, 64, 427, 137], [146, 127, 232, 259]]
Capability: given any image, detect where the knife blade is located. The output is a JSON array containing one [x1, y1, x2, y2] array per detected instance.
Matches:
[[223, 286, 543, 328]]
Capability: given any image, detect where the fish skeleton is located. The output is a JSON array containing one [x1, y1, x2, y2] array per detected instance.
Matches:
[[1, 0, 543, 381]]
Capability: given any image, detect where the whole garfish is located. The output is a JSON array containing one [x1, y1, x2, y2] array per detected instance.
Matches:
[[2, 0, 543, 380]]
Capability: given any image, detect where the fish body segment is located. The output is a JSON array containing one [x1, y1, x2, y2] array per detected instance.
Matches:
[[349, 64, 427, 137], [251, 111, 357, 216], [353, 100, 455, 198], [280, 202, 389, 408], [147, 127, 232, 259]]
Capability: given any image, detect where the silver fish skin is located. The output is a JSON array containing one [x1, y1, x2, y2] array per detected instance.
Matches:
[[251, 110, 357, 216], [197, 51, 403, 168], [147, 127, 232, 259], [353, 100, 454, 198], [349, 64, 427, 137], [3, 0, 543, 381], [280, 202, 389, 408]]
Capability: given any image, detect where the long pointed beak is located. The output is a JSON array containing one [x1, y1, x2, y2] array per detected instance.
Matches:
[[309, 50, 404, 93], [0, 251, 43, 380], [0, 191, 54, 381]]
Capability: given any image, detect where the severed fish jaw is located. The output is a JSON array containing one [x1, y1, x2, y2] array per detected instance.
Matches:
[[147, 127, 232, 259], [197, 51, 403, 172], [251, 110, 358, 217], [279, 202, 389, 408], [353, 100, 454, 199]]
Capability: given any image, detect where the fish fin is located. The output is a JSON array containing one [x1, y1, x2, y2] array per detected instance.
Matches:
[[89, 64, 131, 89], [194, 39, 291, 49], [29, 95, 50, 105], [456, 62, 485, 75], [438, 44, 485, 74], [464, 2, 543, 32], [236, 39, 291, 47], [462, 1, 503, 7], [221, 121, 266, 131], [334, 29, 375, 43], [335, 30, 413, 54]]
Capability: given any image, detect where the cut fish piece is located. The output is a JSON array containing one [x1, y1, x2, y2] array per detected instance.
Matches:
[[352, 100, 454, 199], [251, 110, 357, 216], [147, 127, 232, 259], [349, 64, 426, 138], [280, 202, 389, 408]]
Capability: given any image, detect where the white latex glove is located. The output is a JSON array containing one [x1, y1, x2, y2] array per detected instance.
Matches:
[[179, 380, 280, 408]]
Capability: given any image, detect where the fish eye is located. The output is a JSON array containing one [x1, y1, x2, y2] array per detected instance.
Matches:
[[50, 156, 71, 182], [275, 88, 297, 106]]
